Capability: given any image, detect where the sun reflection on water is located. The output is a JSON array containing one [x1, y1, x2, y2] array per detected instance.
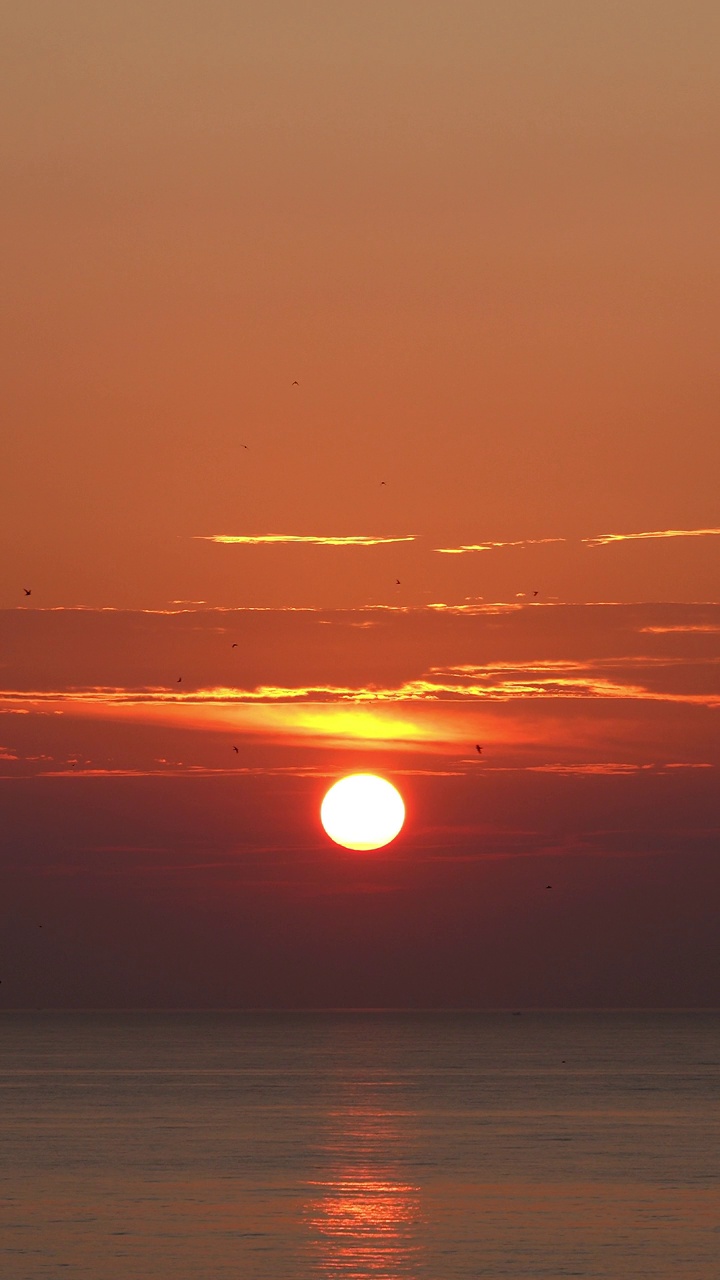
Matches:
[[305, 1107, 424, 1278]]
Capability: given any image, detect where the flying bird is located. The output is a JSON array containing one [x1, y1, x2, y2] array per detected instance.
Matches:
[[475, 745, 482, 754], [233, 746, 239, 754], [23, 588, 31, 596], [177, 676, 182, 683], [546, 885, 553, 890], [533, 590, 539, 597], [231, 643, 238, 648], [395, 579, 401, 585], [292, 380, 299, 386]]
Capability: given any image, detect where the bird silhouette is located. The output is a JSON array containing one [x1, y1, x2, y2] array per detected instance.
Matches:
[[292, 380, 299, 386], [233, 746, 239, 754], [23, 588, 31, 596], [546, 885, 553, 890], [177, 676, 182, 683], [380, 481, 386, 485], [475, 745, 482, 754], [395, 579, 401, 585], [533, 590, 539, 597], [231, 643, 238, 648]]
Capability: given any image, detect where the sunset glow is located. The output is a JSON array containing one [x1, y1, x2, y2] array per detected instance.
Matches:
[[2, 10, 719, 1279], [0, 0, 718, 1014]]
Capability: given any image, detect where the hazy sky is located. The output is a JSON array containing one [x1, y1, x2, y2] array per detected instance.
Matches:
[[1, 3, 718, 1007]]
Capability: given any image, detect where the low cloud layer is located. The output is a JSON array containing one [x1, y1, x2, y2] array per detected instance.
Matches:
[[0, 602, 717, 781]]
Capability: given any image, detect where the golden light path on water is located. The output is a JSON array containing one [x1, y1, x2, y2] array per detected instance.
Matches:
[[305, 1107, 423, 1278]]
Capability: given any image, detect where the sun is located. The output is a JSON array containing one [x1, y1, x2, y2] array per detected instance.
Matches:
[[320, 774, 405, 851]]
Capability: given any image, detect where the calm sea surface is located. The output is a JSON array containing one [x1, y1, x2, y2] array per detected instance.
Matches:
[[1, 1012, 718, 1279]]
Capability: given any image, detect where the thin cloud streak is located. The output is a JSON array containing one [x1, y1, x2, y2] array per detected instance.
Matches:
[[524, 762, 714, 776], [584, 527, 720, 548], [638, 624, 720, 634], [194, 534, 416, 546], [432, 527, 720, 556], [433, 538, 566, 554], [452, 761, 715, 777], [427, 602, 523, 614], [3, 762, 465, 781]]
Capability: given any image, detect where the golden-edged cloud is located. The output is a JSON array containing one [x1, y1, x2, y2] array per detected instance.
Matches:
[[584, 527, 720, 548], [427, 602, 523, 614], [638, 625, 720, 634], [200, 528, 720, 552], [433, 537, 565, 554], [3, 650, 719, 716], [2, 604, 719, 777], [432, 526, 720, 556], [195, 534, 416, 546]]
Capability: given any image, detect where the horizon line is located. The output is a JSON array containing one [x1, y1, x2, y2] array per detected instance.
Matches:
[[2, 1006, 718, 1015]]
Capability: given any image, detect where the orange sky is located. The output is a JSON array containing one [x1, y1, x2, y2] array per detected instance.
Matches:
[[1, 3, 718, 1007]]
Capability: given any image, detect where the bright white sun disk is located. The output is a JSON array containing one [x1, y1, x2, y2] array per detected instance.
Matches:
[[320, 774, 405, 850]]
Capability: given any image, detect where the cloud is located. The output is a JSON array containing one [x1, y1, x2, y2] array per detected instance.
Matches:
[[3, 654, 719, 715], [426, 602, 523, 614], [393, 674, 719, 705], [194, 534, 416, 547], [524, 762, 714, 775], [583, 527, 720, 548], [638, 625, 720, 635], [2, 603, 719, 767], [432, 527, 720, 556], [433, 538, 565, 554]]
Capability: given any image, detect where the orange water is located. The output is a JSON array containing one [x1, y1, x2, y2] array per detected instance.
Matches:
[[1, 1012, 719, 1278]]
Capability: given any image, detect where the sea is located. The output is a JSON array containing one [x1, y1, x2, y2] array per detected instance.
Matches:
[[1, 1012, 718, 1279]]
